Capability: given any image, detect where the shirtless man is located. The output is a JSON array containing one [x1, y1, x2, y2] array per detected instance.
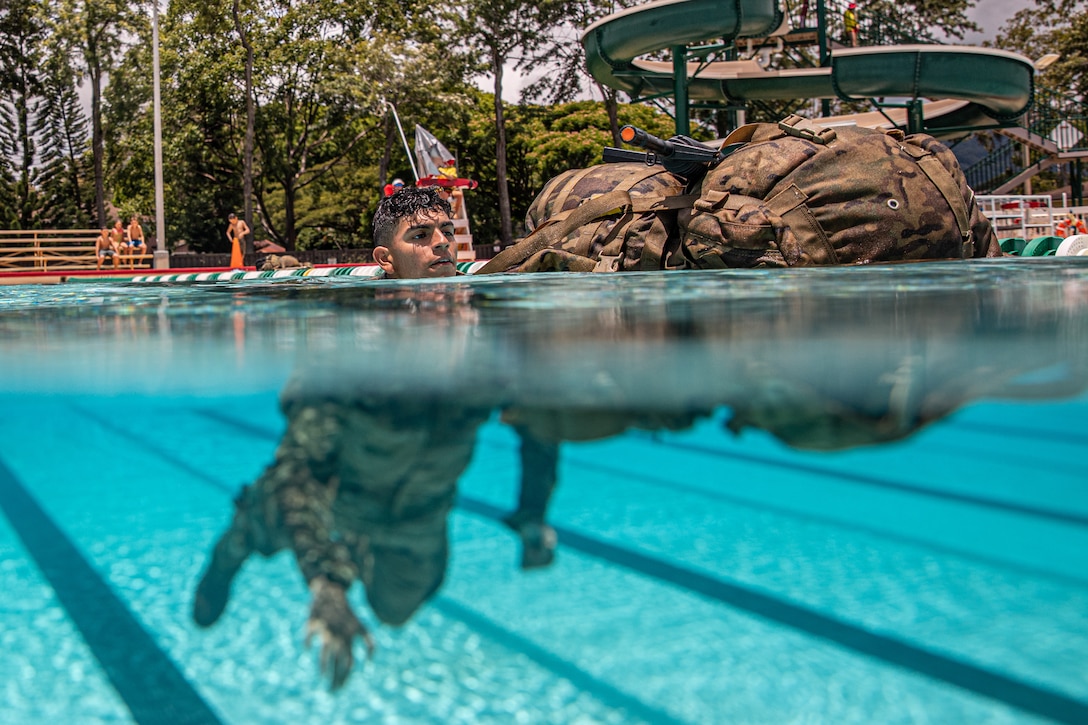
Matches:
[[126, 215, 147, 256], [109, 219, 127, 250], [95, 227, 118, 270], [226, 213, 250, 247]]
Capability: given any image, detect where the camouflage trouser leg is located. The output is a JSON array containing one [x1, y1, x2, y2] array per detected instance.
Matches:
[[353, 509, 451, 626]]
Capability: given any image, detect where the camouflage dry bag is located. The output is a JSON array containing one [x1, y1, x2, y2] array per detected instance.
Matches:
[[478, 162, 691, 274], [680, 115, 1001, 268]]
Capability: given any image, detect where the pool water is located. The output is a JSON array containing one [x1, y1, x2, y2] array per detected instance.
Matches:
[[1, 260, 1086, 724]]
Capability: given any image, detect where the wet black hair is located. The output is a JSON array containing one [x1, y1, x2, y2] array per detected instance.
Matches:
[[373, 186, 452, 248]]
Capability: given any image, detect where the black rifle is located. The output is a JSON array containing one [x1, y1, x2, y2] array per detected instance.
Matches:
[[603, 126, 742, 182]]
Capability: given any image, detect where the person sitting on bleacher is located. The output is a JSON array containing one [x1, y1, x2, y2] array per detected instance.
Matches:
[[95, 228, 118, 270], [125, 215, 148, 257]]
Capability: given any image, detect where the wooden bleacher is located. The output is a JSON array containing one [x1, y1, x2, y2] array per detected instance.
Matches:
[[0, 229, 152, 271]]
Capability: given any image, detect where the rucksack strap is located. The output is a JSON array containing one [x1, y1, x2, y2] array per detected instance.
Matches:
[[899, 143, 974, 255], [576, 166, 664, 258], [476, 189, 635, 274]]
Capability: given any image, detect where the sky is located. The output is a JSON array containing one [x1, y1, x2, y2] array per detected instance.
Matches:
[[962, 0, 1031, 45]]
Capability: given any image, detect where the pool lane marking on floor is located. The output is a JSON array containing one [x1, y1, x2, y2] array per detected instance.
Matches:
[[458, 496, 1088, 725], [634, 431, 1088, 528], [464, 425, 1088, 588], [72, 405, 235, 496], [530, 439, 1088, 589], [947, 417, 1088, 448], [430, 597, 684, 725], [198, 405, 1088, 527], [0, 456, 224, 725], [72, 405, 670, 721], [188, 408, 1088, 721]]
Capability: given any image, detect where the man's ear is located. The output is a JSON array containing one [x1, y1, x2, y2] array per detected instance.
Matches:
[[373, 245, 396, 276]]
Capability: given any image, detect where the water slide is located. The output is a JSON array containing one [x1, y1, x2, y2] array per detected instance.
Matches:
[[582, 0, 1035, 135]]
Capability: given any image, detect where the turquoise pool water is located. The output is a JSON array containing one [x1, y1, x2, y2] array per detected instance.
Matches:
[[1, 260, 1086, 724]]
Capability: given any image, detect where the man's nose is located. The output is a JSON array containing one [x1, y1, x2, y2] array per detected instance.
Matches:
[[431, 230, 451, 250]]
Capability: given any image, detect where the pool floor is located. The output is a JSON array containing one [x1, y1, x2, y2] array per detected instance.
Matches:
[[2, 388, 1086, 724]]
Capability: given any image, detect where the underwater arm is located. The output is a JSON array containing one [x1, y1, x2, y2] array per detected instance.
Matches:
[[270, 399, 374, 689]]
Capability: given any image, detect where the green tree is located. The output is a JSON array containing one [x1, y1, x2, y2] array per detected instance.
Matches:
[[102, 7, 153, 221], [159, 0, 247, 250], [455, 0, 566, 247], [0, 0, 47, 228], [519, 0, 642, 146], [32, 49, 93, 228], [56, 0, 137, 226], [0, 140, 16, 227], [249, 4, 383, 251], [230, 0, 256, 255], [994, 0, 1086, 102]]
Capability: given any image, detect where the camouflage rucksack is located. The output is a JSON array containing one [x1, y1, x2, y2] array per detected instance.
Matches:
[[478, 163, 692, 274], [680, 115, 1001, 268]]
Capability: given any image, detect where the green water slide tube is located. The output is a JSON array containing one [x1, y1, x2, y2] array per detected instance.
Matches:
[[582, 1, 1034, 124], [581, 0, 781, 97]]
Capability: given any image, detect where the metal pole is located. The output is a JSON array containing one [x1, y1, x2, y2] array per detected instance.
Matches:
[[151, 0, 169, 268], [1075, 159, 1084, 207], [672, 46, 689, 136], [817, 0, 831, 117], [386, 101, 418, 182], [907, 99, 924, 135]]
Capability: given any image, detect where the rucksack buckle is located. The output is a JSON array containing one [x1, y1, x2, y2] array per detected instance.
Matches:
[[778, 115, 837, 145]]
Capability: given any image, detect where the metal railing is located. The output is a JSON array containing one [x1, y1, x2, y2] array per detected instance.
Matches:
[[1023, 86, 1088, 153], [963, 141, 1020, 192]]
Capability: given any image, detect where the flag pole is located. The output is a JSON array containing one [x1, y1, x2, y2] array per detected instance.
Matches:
[[385, 101, 418, 182]]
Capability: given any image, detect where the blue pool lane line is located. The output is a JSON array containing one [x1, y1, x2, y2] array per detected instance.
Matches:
[[0, 457, 224, 725], [431, 597, 685, 725], [638, 431, 1088, 528], [455, 498, 1088, 725]]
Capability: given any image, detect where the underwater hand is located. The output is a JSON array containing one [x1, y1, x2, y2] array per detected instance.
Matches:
[[304, 576, 375, 690]]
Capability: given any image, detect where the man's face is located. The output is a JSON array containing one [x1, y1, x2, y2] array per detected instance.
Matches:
[[376, 210, 457, 279]]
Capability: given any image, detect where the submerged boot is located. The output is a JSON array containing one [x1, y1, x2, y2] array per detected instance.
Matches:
[[502, 510, 558, 570]]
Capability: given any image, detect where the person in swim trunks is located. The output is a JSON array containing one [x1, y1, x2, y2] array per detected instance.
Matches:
[[126, 215, 147, 255], [95, 227, 118, 269]]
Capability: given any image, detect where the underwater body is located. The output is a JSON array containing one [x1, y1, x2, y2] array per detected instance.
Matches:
[[1, 259, 1087, 724]]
